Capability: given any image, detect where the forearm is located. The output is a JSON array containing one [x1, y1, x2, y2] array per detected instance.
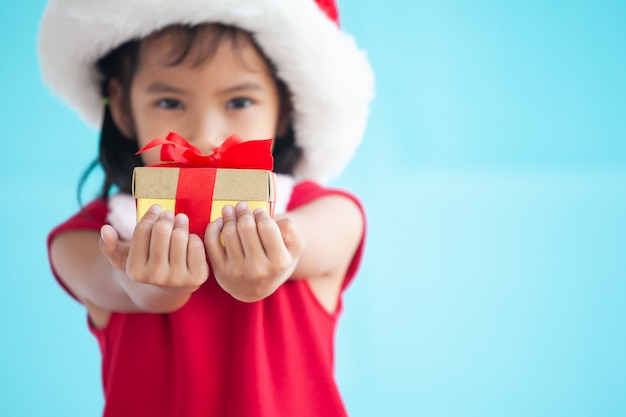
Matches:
[[50, 229, 196, 314], [114, 270, 194, 313]]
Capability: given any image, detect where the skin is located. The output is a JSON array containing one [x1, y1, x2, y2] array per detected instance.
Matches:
[[50, 30, 364, 329]]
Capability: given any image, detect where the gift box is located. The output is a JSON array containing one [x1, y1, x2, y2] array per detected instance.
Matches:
[[132, 132, 275, 236]]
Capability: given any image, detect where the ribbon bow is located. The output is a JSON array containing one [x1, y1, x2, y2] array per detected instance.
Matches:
[[136, 132, 274, 170]]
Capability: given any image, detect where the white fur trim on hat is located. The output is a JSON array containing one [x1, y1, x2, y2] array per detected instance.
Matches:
[[38, 0, 375, 183]]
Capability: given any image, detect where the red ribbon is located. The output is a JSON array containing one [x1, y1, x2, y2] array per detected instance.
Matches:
[[136, 132, 274, 170], [135, 132, 274, 236]]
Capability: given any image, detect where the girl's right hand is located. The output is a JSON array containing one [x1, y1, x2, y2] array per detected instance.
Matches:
[[99, 204, 209, 308]]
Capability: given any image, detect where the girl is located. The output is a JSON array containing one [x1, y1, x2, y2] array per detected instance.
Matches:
[[39, 0, 374, 416]]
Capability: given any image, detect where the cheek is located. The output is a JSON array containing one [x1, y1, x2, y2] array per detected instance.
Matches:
[[243, 108, 282, 140], [137, 147, 162, 166], [135, 122, 171, 165]]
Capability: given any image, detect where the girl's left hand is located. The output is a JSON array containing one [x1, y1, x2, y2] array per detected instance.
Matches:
[[204, 202, 305, 302]]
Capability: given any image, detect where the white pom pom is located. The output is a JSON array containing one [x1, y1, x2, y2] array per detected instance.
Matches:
[[274, 174, 295, 215], [107, 193, 137, 241]]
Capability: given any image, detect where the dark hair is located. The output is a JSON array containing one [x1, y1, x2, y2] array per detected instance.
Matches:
[[79, 23, 301, 202]]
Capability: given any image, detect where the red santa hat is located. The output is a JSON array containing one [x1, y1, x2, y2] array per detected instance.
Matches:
[[38, 0, 375, 183]]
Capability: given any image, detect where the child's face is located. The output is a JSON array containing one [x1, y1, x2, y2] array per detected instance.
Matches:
[[115, 30, 283, 166]]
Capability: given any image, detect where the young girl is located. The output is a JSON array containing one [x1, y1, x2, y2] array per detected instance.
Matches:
[[39, 0, 374, 416]]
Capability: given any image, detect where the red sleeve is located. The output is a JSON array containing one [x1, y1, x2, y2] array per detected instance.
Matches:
[[287, 181, 366, 290], [47, 199, 109, 301]]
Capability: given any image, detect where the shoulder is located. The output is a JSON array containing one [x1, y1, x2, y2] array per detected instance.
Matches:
[[48, 198, 108, 245], [47, 198, 108, 302], [289, 180, 363, 213], [286, 181, 366, 302]]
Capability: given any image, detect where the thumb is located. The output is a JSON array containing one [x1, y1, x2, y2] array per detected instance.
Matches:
[[276, 217, 305, 258], [99, 224, 130, 271]]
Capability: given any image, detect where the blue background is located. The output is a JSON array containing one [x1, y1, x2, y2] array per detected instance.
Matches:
[[1, 1, 625, 416]]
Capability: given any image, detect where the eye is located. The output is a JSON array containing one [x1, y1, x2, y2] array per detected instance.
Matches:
[[226, 97, 253, 110], [156, 98, 184, 110]]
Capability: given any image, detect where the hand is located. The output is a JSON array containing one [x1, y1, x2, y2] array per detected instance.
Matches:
[[204, 202, 305, 302], [99, 204, 209, 310]]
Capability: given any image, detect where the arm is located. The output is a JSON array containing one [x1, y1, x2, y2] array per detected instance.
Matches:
[[282, 194, 364, 311], [49, 205, 209, 327], [285, 194, 364, 280], [204, 194, 364, 311]]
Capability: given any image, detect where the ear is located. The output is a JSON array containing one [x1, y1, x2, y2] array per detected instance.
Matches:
[[107, 79, 135, 138]]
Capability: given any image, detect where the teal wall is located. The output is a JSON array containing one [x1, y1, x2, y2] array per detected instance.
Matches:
[[2, 1, 625, 416]]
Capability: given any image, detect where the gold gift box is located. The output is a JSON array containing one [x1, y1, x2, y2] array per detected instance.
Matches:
[[132, 167, 275, 227]]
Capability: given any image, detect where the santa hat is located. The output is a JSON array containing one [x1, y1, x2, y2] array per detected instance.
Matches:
[[37, 0, 375, 183]]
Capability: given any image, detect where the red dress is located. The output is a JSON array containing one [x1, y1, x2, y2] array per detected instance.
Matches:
[[48, 181, 365, 417]]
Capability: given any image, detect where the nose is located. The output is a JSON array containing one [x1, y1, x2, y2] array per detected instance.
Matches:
[[187, 113, 229, 155]]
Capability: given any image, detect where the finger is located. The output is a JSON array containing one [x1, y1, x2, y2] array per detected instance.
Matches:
[[188, 232, 210, 281], [148, 210, 176, 266], [252, 208, 285, 258], [220, 204, 244, 262], [275, 216, 305, 258], [172, 213, 209, 283], [235, 202, 266, 258], [99, 224, 129, 270], [99, 224, 120, 256], [205, 217, 225, 269], [169, 213, 190, 273], [128, 204, 162, 264]]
